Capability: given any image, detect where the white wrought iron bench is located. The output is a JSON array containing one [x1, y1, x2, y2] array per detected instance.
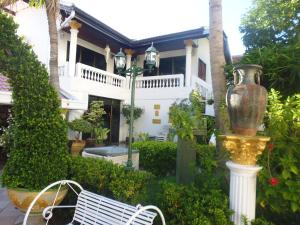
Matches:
[[23, 180, 166, 225]]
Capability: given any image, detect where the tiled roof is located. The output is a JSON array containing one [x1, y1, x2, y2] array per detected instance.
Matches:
[[0, 74, 10, 92]]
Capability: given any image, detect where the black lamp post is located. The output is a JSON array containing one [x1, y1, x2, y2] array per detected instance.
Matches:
[[114, 43, 158, 168]]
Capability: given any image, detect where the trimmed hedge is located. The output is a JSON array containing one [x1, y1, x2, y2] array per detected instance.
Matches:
[[132, 141, 177, 176], [132, 141, 218, 177], [69, 156, 154, 204]]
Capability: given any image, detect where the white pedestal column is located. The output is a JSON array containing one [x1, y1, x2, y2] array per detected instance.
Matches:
[[125, 49, 133, 89], [226, 161, 262, 225], [184, 40, 193, 87], [68, 20, 81, 77]]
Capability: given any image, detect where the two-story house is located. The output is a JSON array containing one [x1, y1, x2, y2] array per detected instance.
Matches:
[[0, 1, 232, 144]]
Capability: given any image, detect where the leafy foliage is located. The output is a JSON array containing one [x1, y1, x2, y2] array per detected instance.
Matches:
[[239, 44, 300, 97], [239, 0, 300, 97], [169, 90, 206, 140], [68, 118, 92, 139], [121, 104, 143, 125], [132, 140, 223, 180], [0, 12, 68, 190], [68, 155, 233, 225], [69, 156, 154, 204], [240, 0, 300, 49], [83, 101, 109, 144], [132, 141, 177, 176], [154, 181, 233, 225], [256, 90, 300, 224]]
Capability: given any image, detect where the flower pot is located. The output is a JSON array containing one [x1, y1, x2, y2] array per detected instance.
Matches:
[[85, 138, 96, 147], [227, 64, 267, 136], [71, 140, 86, 156], [7, 187, 68, 213]]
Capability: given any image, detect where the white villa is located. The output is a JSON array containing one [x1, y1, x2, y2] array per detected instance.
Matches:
[[0, 1, 232, 144]]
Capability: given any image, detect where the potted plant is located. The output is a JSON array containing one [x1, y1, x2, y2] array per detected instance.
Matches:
[[121, 104, 143, 144], [169, 89, 206, 184], [83, 101, 110, 147], [68, 118, 92, 155], [0, 13, 68, 212], [94, 127, 110, 146]]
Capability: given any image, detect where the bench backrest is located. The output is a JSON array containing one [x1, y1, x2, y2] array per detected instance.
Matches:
[[73, 190, 157, 225]]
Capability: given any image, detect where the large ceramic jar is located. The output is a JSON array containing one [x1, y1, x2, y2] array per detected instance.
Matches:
[[227, 64, 267, 136]]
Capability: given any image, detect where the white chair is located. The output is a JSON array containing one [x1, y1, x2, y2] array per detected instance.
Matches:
[[23, 180, 166, 225]]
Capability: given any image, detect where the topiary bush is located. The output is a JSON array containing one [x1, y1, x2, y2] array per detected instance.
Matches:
[[132, 141, 177, 176], [0, 11, 68, 190]]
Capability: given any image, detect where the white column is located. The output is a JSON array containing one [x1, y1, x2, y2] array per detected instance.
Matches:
[[105, 45, 111, 72], [68, 20, 81, 77], [124, 49, 134, 88], [184, 39, 193, 87], [226, 161, 262, 225]]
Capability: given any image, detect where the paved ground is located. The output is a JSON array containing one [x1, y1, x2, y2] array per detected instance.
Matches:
[[0, 188, 24, 225]]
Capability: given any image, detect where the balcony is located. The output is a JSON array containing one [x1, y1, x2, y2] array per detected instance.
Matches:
[[59, 63, 212, 104]]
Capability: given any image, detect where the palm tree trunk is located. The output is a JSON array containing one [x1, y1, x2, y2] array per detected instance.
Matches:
[[209, 0, 229, 136], [45, 0, 60, 94]]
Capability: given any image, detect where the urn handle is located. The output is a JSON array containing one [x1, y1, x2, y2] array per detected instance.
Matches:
[[255, 69, 262, 85], [233, 69, 239, 85]]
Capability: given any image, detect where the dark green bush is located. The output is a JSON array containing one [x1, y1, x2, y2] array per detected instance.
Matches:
[[133, 141, 223, 178], [154, 181, 233, 225], [132, 141, 177, 176], [0, 11, 68, 190], [69, 156, 154, 204]]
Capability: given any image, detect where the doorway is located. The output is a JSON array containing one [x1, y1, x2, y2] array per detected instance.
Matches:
[[87, 96, 120, 145]]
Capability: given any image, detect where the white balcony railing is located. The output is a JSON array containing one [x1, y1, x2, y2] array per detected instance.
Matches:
[[76, 63, 126, 88], [191, 76, 213, 99], [136, 74, 184, 89]]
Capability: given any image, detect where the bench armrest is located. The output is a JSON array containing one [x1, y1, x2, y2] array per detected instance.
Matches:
[[125, 205, 166, 225]]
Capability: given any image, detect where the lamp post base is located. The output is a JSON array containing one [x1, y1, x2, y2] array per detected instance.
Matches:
[[226, 161, 262, 225]]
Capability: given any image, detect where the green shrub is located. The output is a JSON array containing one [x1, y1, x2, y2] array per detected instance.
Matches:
[[256, 89, 300, 224], [133, 141, 226, 180], [69, 156, 154, 204], [0, 12, 68, 190], [195, 145, 229, 191], [154, 181, 233, 225], [132, 141, 177, 176]]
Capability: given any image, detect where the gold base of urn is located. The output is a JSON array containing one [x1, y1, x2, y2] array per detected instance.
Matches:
[[219, 135, 270, 165]]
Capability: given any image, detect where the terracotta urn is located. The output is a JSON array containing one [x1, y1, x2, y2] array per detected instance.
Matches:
[[227, 64, 267, 136]]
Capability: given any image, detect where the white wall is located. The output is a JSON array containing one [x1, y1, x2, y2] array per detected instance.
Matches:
[[14, 6, 50, 68], [194, 38, 212, 85], [132, 87, 190, 138]]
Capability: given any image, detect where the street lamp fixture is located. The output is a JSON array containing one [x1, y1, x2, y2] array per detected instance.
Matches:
[[114, 43, 158, 168]]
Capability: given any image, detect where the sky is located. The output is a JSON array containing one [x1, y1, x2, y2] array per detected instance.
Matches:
[[67, 0, 253, 56]]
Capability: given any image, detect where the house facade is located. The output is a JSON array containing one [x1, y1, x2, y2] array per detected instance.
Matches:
[[1, 1, 232, 144]]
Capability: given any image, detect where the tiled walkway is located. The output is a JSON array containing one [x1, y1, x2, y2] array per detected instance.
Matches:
[[0, 188, 24, 225]]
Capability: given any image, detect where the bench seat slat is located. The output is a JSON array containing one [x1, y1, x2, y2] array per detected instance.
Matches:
[[75, 205, 149, 225], [72, 190, 157, 225], [81, 191, 156, 218], [79, 191, 156, 218], [77, 195, 155, 221], [76, 203, 154, 224]]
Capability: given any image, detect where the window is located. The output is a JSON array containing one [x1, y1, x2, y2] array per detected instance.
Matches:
[[159, 56, 185, 75], [66, 42, 106, 70], [198, 59, 206, 81]]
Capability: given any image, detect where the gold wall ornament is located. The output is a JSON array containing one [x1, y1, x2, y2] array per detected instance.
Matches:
[[219, 135, 270, 165]]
